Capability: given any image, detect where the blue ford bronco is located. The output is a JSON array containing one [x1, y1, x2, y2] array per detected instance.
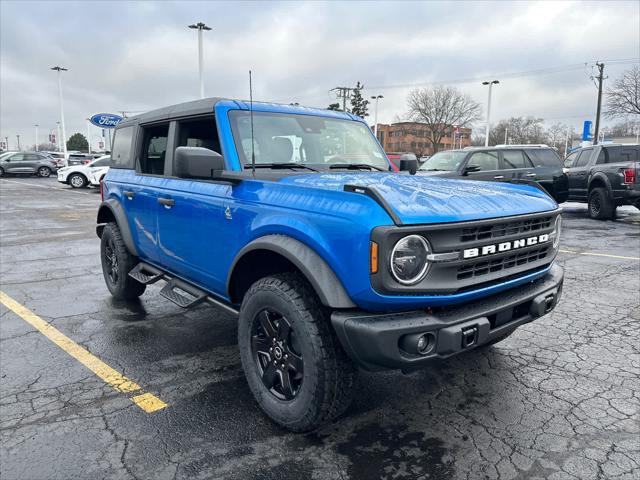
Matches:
[[97, 98, 563, 431]]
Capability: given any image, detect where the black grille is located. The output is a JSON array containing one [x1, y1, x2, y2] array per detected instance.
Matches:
[[460, 216, 553, 243], [457, 246, 551, 280]]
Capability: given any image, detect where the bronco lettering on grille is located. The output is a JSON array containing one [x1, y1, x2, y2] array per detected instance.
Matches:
[[463, 234, 550, 259]]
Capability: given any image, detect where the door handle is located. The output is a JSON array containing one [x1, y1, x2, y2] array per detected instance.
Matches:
[[158, 197, 175, 207], [123, 190, 135, 199], [525, 173, 537, 177], [493, 175, 504, 179]]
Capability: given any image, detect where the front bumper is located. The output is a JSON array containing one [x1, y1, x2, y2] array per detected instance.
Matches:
[[331, 263, 564, 371]]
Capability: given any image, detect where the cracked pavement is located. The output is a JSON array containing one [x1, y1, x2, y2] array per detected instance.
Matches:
[[0, 176, 638, 480]]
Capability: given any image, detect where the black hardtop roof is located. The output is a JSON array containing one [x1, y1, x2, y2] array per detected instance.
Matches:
[[118, 97, 228, 127]]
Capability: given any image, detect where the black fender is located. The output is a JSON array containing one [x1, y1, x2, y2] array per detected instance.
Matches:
[[588, 172, 612, 193], [228, 234, 356, 309], [96, 199, 139, 256]]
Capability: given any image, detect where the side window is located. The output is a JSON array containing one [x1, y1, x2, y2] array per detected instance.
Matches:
[[526, 148, 562, 167], [501, 150, 530, 169], [604, 146, 639, 163], [25, 154, 41, 161], [596, 149, 606, 164], [564, 151, 578, 168], [139, 124, 169, 175], [176, 116, 221, 153], [468, 151, 499, 171], [10, 153, 25, 161], [111, 126, 135, 168], [575, 149, 593, 167]]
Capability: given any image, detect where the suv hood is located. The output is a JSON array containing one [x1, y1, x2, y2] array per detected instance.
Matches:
[[282, 172, 557, 225]]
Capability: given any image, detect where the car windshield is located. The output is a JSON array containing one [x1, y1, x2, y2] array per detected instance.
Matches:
[[229, 111, 389, 170], [418, 151, 467, 171]]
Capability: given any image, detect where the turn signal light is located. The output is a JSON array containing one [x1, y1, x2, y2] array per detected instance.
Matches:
[[370, 242, 379, 274]]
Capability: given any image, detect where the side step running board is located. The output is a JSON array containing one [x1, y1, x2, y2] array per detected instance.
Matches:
[[160, 278, 207, 309], [128, 262, 239, 315], [129, 263, 163, 285]]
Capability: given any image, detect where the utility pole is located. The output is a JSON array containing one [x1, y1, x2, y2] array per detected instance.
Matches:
[[371, 95, 383, 138], [331, 87, 353, 112], [34, 124, 39, 151], [593, 62, 605, 146], [16, 134, 21, 150], [482, 80, 499, 147], [188, 22, 212, 99], [51, 66, 68, 162]]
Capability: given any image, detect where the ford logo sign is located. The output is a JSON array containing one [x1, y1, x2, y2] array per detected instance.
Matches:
[[89, 113, 124, 129]]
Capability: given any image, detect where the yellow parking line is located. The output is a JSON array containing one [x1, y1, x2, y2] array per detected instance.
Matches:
[[559, 249, 640, 261], [0, 291, 167, 413]]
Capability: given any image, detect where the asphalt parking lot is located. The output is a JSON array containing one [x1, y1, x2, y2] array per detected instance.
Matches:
[[1, 176, 638, 480]]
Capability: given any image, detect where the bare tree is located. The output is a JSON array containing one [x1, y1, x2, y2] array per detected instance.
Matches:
[[488, 117, 547, 146], [406, 86, 482, 153], [606, 65, 640, 117]]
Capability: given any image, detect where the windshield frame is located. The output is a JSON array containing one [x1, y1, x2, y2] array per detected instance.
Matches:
[[227, 110, 390, 172]]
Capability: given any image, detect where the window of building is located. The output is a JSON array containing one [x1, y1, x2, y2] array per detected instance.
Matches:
[[139, 123, 169, 175]]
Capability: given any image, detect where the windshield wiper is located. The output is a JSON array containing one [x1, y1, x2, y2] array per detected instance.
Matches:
[[244, 163, 319, 172], [329, 163, 385, 171]]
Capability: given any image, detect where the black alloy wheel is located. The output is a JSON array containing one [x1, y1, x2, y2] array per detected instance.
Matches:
[[103, 236, 119, 286], [251, 308, 304, 400]]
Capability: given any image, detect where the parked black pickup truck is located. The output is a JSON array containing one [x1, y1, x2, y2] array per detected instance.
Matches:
[[564, 144, 639, 219]]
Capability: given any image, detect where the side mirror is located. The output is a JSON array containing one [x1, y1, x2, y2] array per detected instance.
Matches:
[[399, 153, 418, 175], [174, 146, 225, 179], [463, 165, 481, 175]]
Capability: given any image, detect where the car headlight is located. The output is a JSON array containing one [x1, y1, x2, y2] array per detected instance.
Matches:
[[552, 215, 562, 249], [390, 235, 431, 285]]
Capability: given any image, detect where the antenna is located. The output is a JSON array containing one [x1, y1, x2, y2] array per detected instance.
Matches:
[[249, 70, 256, 176]]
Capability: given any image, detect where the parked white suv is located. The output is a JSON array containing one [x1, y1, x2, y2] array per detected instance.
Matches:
[[57, 155, 111, 188]]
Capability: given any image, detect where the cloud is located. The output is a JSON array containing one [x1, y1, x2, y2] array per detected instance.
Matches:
[[1, 0, 638, 150]]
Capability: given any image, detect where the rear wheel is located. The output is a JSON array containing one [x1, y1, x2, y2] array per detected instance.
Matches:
[[69, 173, 87, 188], [100, 222, 146, 300], [238, 273, 356, 432], [37, 166, 51, 177], [588, 187, 615, 220]]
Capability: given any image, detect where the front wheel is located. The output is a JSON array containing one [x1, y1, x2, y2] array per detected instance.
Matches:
[[238, 273, 356, 432], [100, 222, 146, 300], [37, 166, 51, 177], [68, 173, 87, 188]]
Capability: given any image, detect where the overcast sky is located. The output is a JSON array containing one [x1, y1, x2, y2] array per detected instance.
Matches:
[[1, 0, 639, 150]]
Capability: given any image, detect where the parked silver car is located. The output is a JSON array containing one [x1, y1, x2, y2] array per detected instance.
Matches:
[[0, 151, 59, 177]]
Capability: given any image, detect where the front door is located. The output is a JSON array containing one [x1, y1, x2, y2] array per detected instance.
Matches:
[[464, 150, 502, 182], [4, 153, 29, 173], [567, 148, 593, 200]]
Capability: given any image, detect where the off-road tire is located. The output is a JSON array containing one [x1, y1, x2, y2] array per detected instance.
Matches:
[[100, 222, 146, 300], [238, 273, 356, 432], [37, 166, 51, 177], [69, 173, 87, 188], [588, 187, 615, 220]]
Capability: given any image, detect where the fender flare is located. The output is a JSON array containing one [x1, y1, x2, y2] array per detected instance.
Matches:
[[588, 172, 612, 193], [228, 234, 356, 309], [96, 199, 139, 256]]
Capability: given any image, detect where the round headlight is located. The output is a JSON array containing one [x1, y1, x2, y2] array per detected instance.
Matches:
[[390, 235, 431, 285], [553, 216, 562, 249]]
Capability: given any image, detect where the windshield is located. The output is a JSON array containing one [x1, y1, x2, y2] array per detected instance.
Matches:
[[229, 111, 389, 170], [419, 151, 467, 171]]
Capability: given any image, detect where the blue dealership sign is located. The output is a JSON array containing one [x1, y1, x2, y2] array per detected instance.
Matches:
[[582, 120, 592, 141], [90, 113, 123, 129]]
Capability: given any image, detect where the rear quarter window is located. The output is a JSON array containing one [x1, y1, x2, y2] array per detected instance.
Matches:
[[110, 126, 135, 169], [526, 148, 562, 167], [603, 146, 639, 163]]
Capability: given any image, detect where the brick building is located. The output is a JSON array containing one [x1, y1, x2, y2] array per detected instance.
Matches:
[[374, 122, 472, 157]]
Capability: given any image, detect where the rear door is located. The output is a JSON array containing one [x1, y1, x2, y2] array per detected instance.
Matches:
[[499, 149, 535, 181], [23, 153, 42, 173], [525, 148, 567, 202], [567, 148, 593, 200], [463, 150, 502, 182]]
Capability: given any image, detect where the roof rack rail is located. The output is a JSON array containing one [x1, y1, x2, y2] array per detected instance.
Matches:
[[495, 144, 549, 148]]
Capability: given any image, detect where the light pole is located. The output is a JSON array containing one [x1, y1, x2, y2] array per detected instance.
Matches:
[[86, 119, 92, 154], [370, 95, 383, 139], [34, 124, 39, 151], [16, 134, 21, 150], [56, 122, 61, 151], [4, 136, 8, 150], [188, 22, 212, 99], [482, 80, 499, 147], [51, 66, 68, 162]]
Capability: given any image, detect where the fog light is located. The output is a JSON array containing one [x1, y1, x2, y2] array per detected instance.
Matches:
[[417, 335, 428, 352], [400, 332, 436, 356]]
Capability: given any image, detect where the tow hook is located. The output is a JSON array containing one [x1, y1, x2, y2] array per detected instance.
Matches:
[[461, 326, 478, 349]]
